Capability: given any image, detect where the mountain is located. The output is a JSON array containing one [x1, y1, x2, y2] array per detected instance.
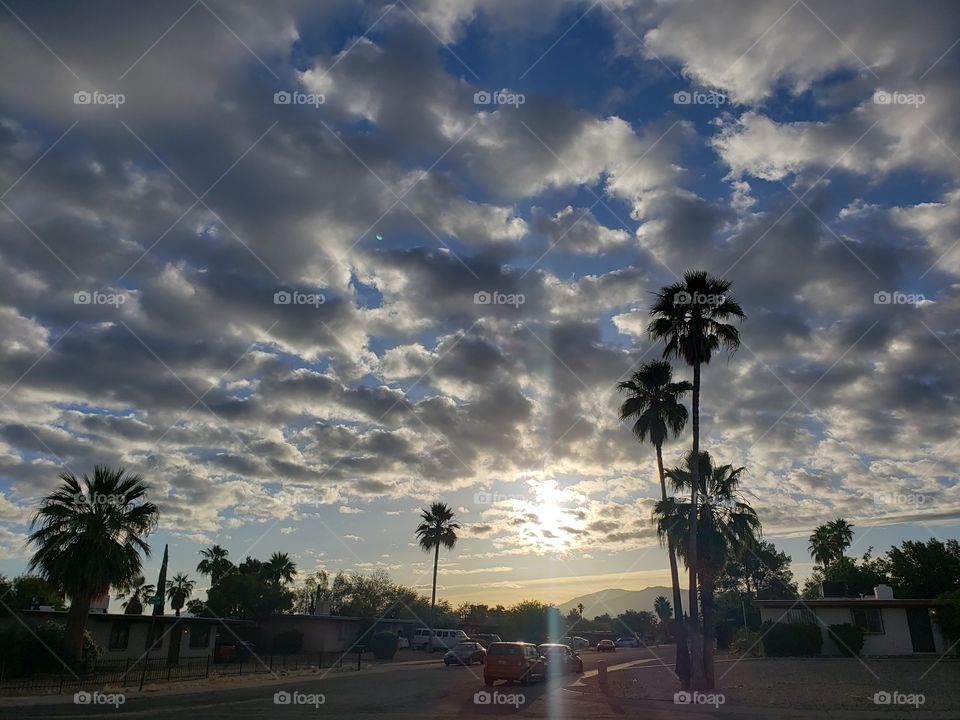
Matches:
[[557, 586, 687, 618]]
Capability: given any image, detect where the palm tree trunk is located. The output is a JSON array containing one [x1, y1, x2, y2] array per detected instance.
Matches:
[[429, 542, 439, 653], [64, 594, 92, 663], [657, 443, 690, 686], [688, 361, 706, 690]]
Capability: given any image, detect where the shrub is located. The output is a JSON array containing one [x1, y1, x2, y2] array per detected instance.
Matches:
[[370, 631, 399, 660], [715, 620, 736, 650], [936, 590, 960, 650], [271, 628, 303, 654], [828, 623, 864, 656], [0, 620, 101, 675], [759, 621, 823, 657], [730, 628, 763, 657]]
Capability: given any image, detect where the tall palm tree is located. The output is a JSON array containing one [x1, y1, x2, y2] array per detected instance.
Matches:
[[266, 552, 297, 585], [649, 270, 746, 689], [809, 518, 854, 568], [415, 502, 460, 652], [115, 574, 155, 615], [28, 466, 158, 661], [618, 359, 692, 681], [656, 450, 760, 688], [166, 573, 196, 617], [197, 544, 233, 586], [654, 595, 672, 623]]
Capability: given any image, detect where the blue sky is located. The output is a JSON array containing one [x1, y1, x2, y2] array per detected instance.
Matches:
[[0, 0, 959, 608]]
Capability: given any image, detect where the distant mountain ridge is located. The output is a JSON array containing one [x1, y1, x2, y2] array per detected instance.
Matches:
[[558, 586, 687, 618]]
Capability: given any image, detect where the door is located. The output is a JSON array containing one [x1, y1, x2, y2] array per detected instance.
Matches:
[[906, 608, 935, 652]]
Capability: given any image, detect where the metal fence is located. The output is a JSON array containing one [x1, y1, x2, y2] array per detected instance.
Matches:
[[0, 653, 345, 696]]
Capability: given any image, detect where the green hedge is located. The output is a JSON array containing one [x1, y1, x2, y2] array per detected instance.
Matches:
[[828, 623, 864, 656], [371, 631, 399, 660], [760, 622, 823, 657], [0, 620, 101, 675]]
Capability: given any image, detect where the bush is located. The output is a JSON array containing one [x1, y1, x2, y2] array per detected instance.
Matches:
[[760, 622, 823, 657], [828, 623, 864, 656], [730, 627, 763, 657], [370, 631, 399, 660], [270, 628, 303, 654], [937, 590, 960, 650], [0, 620, 101, 675], [715, 620, 736, 650]]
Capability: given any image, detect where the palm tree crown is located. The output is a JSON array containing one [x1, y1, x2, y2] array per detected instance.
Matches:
[[166, 573, 196, 616], [266, 552, 297, 585], [116, 574, 155, 615], [618, 360, 692, 448], [809, 518, 854, 567], [197, 544, 233, 585], [416, 502, 461, 553]]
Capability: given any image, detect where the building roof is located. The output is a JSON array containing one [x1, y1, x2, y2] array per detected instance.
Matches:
[[753, 598, 945, 609]]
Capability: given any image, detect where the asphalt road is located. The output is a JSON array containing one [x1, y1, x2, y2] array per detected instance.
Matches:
[[0, 648, 844, 720]]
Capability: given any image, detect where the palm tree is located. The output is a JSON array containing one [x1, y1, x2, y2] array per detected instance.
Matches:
[[809, 518, 854, 568], [656, 450, 760, 687], [265, 552, 297, 585], [28, 466, 158, 661], [654, 595, 672, 623], [197, 545, 233, 586], [166, 573, 196, 617], [115, 575, 155, 615], [618, 359, 692, 681], [649, 270, 746, 689], [577, 602, 584, 617], [415, 502, 460, 652]]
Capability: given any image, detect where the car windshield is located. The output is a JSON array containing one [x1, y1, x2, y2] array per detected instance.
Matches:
[[453, 643, 475, 651], [489, 644, 521, 655]]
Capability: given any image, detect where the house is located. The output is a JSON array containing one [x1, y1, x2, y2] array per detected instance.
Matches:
[[257, 614, 420, 654], [754, 584, 947, 656], [5, 609, 249, 663]]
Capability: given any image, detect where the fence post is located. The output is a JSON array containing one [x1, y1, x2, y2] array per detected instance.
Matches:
[[167, 662, 172, 681], [205, 655, 210, 678], [58, 675, 64, 695], [139, 659, 147, 691]]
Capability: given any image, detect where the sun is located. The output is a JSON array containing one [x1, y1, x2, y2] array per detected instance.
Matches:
[[514, 479, 584, 554]]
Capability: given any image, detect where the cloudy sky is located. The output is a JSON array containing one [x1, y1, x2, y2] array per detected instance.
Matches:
[[1, 0, 958, 608]]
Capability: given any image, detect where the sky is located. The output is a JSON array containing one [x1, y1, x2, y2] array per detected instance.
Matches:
[[0, 0, 959, 610]]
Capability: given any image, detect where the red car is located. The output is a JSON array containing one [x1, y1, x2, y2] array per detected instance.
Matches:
[[483, 642, 546, 686], [596, 639, 616, 652]]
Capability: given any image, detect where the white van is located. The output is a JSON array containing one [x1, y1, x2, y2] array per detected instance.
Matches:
[[413, 627, 470, 650]]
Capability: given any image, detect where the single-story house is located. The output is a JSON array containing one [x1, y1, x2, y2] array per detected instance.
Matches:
[[5, 609, 249, 663], [257, 614, 420, 654], [754, 584, 947, 656]]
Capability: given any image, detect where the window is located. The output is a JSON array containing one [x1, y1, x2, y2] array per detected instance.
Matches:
[[851, 607, 884, 634], [145, 623, 164, 650], [190, 625, 211, 649], [785, 608, 817, 625], [108, 622, 129, 650]]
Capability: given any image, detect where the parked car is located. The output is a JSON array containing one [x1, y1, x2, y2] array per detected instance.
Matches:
[[596, 639, 616, 652], [569, 636, 590, 650], [472, 633, 502, 648], [397, 636, 410, 649], [483, 642, 546, 686], [413, 627, 470, 650], [615, 636, 640, 648], [444, 641, 486, 666], [537, 644, 583, 674]]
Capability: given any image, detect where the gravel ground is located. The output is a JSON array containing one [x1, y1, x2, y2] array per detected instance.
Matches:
[[584, 649, 960, 713]]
